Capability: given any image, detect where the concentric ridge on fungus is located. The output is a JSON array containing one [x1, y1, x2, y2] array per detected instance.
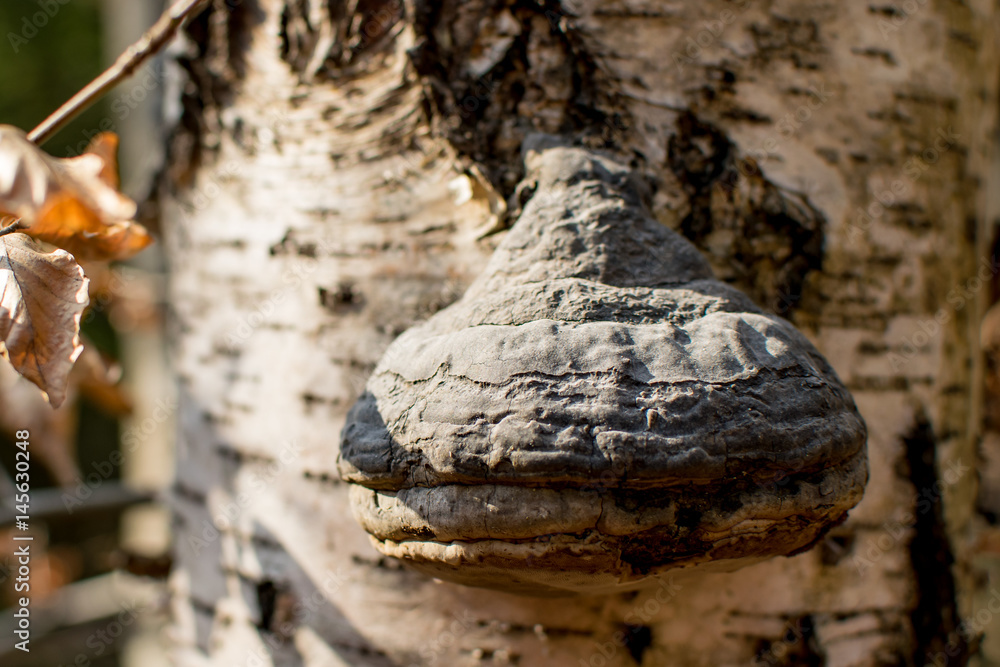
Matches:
[[338, 143, 868, 595]]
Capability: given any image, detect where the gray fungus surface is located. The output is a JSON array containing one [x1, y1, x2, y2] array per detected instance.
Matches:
[[339, 144, 868, 595]]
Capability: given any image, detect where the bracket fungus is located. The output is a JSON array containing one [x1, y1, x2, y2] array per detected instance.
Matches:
[[338, 143, 868, 595]]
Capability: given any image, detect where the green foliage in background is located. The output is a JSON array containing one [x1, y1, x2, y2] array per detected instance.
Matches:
[[0, 0, 107, 156], [0, 1, 121, 486]]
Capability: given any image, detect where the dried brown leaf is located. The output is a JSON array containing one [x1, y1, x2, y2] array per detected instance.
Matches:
[[0, 233, 89, 407], [32, 191, 153, 262], [76, 132, 121, 189], [0, 126, 152, 261]]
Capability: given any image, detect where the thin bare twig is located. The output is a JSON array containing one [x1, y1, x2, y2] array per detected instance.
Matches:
[[0, 219, 24, 238], [28, 0, 211, 146]]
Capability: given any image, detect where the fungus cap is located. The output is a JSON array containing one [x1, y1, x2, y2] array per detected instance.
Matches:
[[339, 145, 868, 595]]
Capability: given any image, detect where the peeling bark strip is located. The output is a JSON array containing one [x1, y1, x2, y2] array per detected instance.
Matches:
[[160, 0, 996, 663]]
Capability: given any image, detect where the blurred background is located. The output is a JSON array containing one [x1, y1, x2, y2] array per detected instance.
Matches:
[[0, 1, 175, 664]]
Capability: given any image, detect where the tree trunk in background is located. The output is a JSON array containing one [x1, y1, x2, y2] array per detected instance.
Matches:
[[159, 1, 1000, 665]]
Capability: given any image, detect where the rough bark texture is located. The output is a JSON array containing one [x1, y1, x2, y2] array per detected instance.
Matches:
[[160, 0, 999, 665]]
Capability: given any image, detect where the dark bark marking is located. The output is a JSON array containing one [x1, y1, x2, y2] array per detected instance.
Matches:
[[255, 580, 298, 639], [270, 229, 320, 257], [751, 615, 824, 667], [869, 5, 904, 17], [191, 597, 218, 617], [319, 282, 365, 313], [301, 391, 344, 407], [279, 0, 405, 79], [214, 443, 278, 465], [851, 47, 898, 66], [116, 551, 174, 580], [903, 413, 972, 666], [749, 14, 825, 71], [819, 531, 856, 567], [411, 0, 636, 198], [256, 580, 278, 630], [303, 469, 341, 485], [666, 113, 826, 318], [622, 624, 653, 664], [254, 581, 296, 641], [351, 554, 407, 570], [163, 1, 258, 188], [174, 481, 208, 505], [278, 0, 313, 71]]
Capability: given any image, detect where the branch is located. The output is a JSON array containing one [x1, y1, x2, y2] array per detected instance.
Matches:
[[0, 219, 24, 238], [28, 0, 212, 146]]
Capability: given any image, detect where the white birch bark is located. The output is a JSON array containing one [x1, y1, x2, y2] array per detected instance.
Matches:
[[160, 1, 1000, 665]]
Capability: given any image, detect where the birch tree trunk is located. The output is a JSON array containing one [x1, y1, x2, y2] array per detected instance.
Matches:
[[159, 0, 1000, 665]]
